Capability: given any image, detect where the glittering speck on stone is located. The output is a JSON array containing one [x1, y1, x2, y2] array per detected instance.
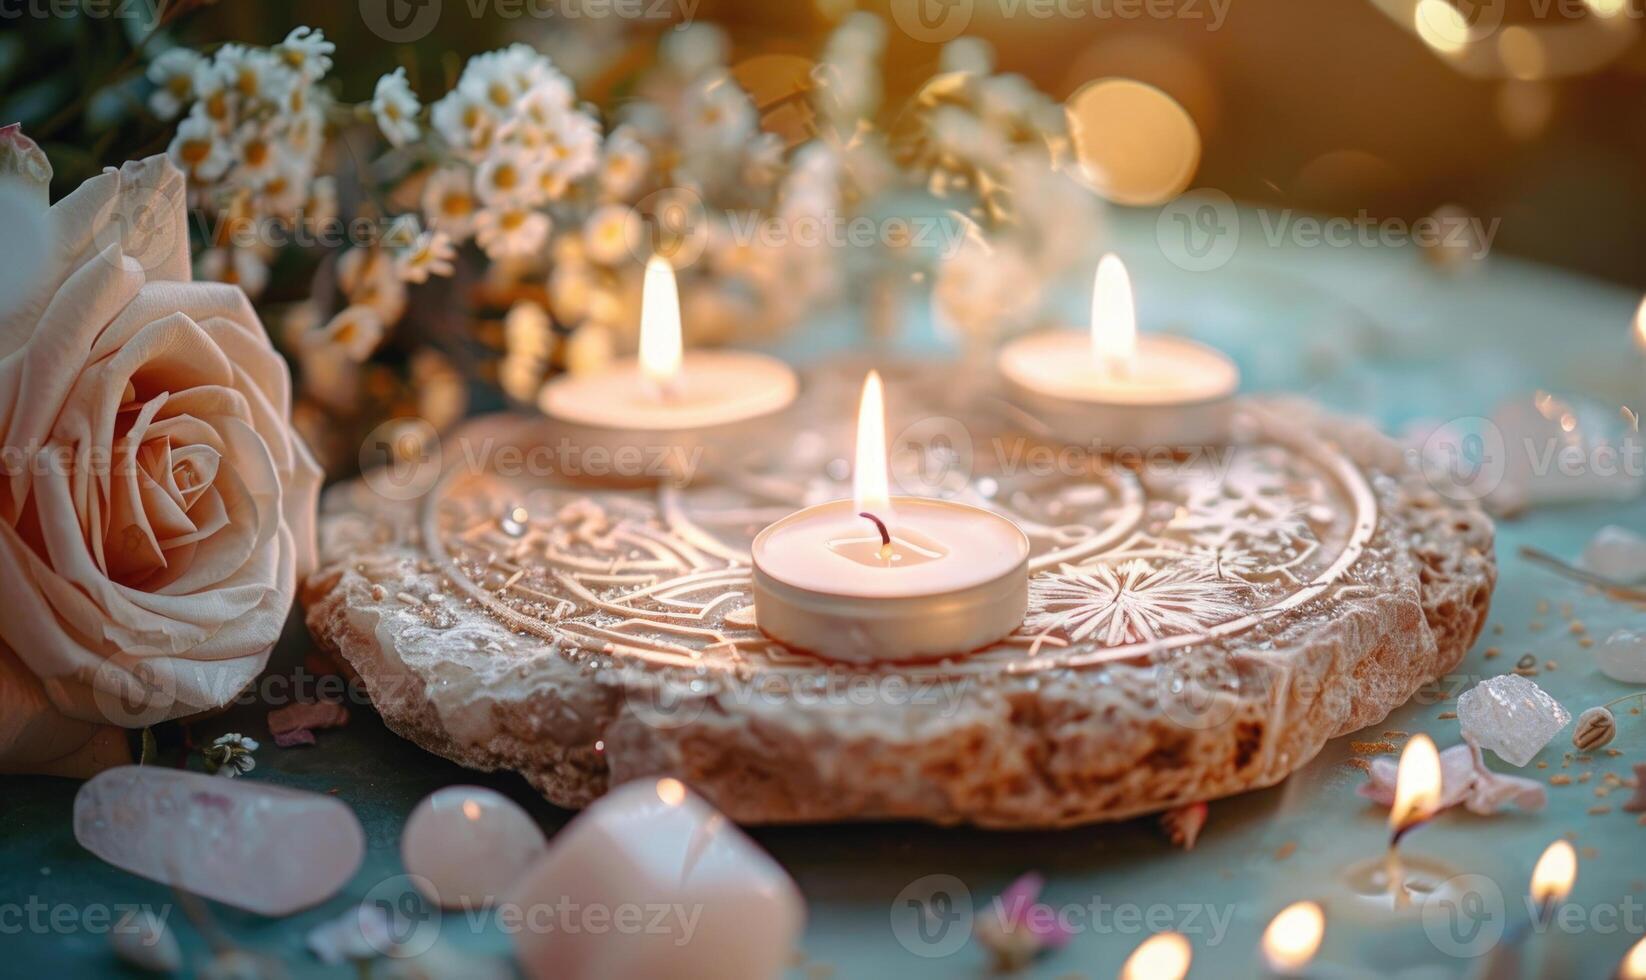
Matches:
[[1456, 674, 1571, 767]]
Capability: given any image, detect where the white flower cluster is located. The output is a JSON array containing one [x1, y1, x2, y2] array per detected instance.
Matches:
[[154, 28, 340, 298], [519, 23, 857, 400], [308, 215, 456, 365], [409, 44, 601, 262]]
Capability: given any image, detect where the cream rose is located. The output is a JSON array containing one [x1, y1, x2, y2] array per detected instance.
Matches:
[[0, 137, 321, 776]]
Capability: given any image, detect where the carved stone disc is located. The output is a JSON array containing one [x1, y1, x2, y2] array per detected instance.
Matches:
[[303, 363, 1495, 827]]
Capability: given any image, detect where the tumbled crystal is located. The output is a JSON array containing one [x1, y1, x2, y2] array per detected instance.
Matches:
[[1582, 525, 1646, 583], [1456, 674, 1571, 767], [1597, 629, 1646, 684], [509, 778, 804, 980], [74, 766, 365, 915], [109, 909, 181, 974], [401, 786, 546, 908]]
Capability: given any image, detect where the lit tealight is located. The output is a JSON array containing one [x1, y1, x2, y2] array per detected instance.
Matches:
[[997, 254, 1239, 448], [639, 255, 683, 399], [1389, 733, 1443, 843], [1261, 901, 1325, 973], [1530, 839, 1577, 910], [539, 256, 797, 434], [1120, 932, 1191, 980], [1620, 935, 1646, 979], [1091, 253, 1137, 376], [750, 372, 1030, 663]]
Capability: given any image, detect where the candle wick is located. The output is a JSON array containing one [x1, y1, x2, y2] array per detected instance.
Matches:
[[858, 511, 892, 559]]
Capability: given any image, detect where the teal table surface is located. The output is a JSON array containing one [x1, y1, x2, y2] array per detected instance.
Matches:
[[5, 209, 1645, 979]]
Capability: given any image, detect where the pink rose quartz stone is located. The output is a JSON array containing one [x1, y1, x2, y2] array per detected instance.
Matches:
[[401, 786, 547, 909], [74, 766, 364, 915], [509, 778, 804, 980]]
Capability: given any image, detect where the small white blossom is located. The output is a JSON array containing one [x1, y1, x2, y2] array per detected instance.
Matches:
[[337, 247, 408, 323], [231, 121, 281, 186], [276, 26, 335, 80], [167, 107, 232, 182], [475, 205, 550, 260], [310, 305, 386, 362], [146, 48, 203, 120], [582, 203, 638, 265], [421, 166, 479, 239], [474, 150, 538, 207], [396, 230, 456, 283], [430, 90, 497, 157], [196, 248, 270, 299], [204, 734, 259, 778], [597, 127, 650, 199], [372, 68, 422, 148], [538, 106, 600, 184]]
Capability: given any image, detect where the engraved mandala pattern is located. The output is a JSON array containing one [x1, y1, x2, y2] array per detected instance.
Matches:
[[403, 365, 1380, 682]]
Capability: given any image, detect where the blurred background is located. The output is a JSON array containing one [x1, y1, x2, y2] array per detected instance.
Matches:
[[7, 0, 1646, 284]]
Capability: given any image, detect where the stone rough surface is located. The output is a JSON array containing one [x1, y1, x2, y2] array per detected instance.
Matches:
[[302, 374, 1496, 829]]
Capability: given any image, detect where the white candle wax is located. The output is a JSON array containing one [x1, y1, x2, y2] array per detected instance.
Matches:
[[539, 349, 798, 430], [538, 256, 798, 431], [998, 254, 1238, 447], [751, 372, 1029, 663]]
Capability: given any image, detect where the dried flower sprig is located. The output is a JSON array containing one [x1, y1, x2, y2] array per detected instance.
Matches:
[[1572, 693, 1646, 750], [203, 734, 259, 778]]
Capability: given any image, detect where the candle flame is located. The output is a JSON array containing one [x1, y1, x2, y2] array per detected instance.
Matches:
[[854, 370, 892, 521], [1530, 839, 1577, 904], [1389, 733, 1443, 836], [640, 255, 683, 398], [1633, 296, 1646, 351], [1620, 936, 1646, 979], [1090, 253, 1137, 375], [1261, 901, 1324, 972], [1119, 932, 1191, 980]]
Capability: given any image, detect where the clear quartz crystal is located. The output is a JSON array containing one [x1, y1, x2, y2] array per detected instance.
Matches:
[[1457, 674, 1572, 767], [1597, 629, 1646, 684], [1581, 525, 1646, 583]]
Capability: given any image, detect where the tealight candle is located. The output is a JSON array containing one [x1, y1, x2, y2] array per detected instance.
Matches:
[[998, 254, 1239, 448], [539, 256, 797, 435], [1618, 935, 1646, 978], [1341, 734, 1450, 914], [1119, 932, 1192, 980], [1261, 901, 1325, 977], [750, 371, 1030, 663]]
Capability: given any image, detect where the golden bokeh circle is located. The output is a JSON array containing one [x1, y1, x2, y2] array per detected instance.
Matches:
[[1065, 78, 1201, 207]]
